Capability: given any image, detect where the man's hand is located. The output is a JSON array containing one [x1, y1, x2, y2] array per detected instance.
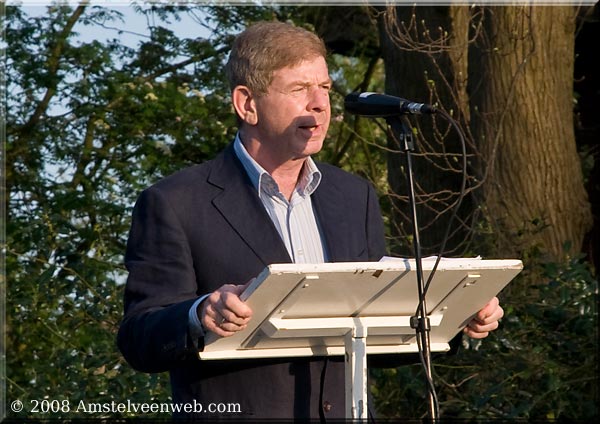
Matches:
[[199, 282, 253, 337], [463, 296, 504, 339]]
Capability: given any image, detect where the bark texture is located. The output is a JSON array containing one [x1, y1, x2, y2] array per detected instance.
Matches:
[[472, 6, 592, 259]]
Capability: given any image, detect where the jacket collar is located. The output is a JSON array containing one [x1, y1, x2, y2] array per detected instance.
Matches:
[[207, 143, 353, 264], [207, 144, 291, 267]]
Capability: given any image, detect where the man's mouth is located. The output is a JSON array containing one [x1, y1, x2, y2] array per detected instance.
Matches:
[[299, 124, 320, 130]]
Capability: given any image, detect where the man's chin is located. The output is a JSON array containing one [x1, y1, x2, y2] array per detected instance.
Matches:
[[297, 140, 324, 157]]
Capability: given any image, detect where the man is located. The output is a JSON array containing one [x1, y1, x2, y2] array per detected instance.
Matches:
[[117, 21, 503, 419]]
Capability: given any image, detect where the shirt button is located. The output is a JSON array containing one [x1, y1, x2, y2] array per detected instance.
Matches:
[[323, 401, 332, 413]]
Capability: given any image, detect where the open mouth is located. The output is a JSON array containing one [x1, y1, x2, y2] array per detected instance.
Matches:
[[299, 125, 319, 131]]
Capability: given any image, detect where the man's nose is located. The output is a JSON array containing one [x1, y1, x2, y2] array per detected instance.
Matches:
[[307, 87, 329, 112]]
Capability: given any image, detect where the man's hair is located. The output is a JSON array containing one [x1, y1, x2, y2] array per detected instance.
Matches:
[[225, 21, 327, 95]]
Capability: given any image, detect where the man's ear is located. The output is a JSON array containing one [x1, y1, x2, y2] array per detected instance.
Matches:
[[232, 86, 258, 125]]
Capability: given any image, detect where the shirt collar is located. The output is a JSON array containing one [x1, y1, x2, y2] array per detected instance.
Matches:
[[233, 133, 321, 198]]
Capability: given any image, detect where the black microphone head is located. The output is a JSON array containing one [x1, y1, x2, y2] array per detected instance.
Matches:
[[345, 92, 436, 117], [345, 92, 406, 117]]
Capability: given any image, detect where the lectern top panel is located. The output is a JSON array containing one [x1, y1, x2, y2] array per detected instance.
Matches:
[[199, 258, 522, 360]]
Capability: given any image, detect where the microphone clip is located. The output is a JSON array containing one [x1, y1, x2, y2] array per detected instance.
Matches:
[[386, 116, 415, 153]]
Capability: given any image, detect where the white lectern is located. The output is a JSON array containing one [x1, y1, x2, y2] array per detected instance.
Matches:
[[198, 258, 522, 419]]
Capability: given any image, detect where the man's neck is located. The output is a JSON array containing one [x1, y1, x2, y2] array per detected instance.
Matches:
[[269, 162, 306, 200], [240, 133, 307, 201]]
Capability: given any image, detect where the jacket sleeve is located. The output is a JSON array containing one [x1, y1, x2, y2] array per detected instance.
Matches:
[[117, 186, 202, 373], [365, 181, 387, 261]]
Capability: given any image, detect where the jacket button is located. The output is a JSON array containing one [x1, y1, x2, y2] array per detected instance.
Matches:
[[323, 401, 332, 412]]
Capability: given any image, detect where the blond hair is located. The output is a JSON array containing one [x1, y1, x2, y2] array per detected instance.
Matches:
[[225, 21, 327, 95]]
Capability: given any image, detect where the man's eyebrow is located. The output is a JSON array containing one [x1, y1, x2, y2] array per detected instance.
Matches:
[[286, 78, 332, 87]]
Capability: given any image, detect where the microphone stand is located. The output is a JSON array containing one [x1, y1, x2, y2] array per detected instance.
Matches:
[[386, 115, 438, 421]]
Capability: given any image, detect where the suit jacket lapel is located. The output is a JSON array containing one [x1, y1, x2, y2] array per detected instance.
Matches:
[[207, 144, 292, 266], [206, 145, 358, 265], [312, 170, 353, 262]]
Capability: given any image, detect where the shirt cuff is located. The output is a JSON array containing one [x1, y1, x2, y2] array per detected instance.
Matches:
[[188, 294, 210, 342]]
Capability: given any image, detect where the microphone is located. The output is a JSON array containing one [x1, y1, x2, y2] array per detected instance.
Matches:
[[344, 92, 436, 117]]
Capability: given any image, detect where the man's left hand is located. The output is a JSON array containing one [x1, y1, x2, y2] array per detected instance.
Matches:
[[463, 296, 504, 339]]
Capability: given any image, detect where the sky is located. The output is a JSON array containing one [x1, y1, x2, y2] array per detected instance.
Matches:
[[11, 2, 211, 49]]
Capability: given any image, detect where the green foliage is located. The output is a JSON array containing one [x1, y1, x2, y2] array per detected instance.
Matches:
[[4, 4, 279, 419], [372, 255, 599, 420], [4, 4, 597, 422]]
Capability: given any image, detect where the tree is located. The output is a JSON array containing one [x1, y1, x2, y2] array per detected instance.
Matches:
[[377, 5, 593, 261], [372, 4, 598, 419], [3, 3, 379, 418], [301, 4, 597, 420], [3, 4, 277, 417], [3, 2, 597, 421]]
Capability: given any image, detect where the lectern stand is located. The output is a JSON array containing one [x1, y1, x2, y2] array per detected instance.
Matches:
[[198, 258, 523, 419]]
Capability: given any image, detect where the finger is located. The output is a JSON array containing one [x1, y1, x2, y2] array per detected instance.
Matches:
[[210, 324, 237, 338], [219, 319, 248, 333], [470, 319, 499, 333], [476, 297, 495, 319], [475, 297, 502, 323], [217, 291, 253, 324], [202, 311, 238, 337], [200, 284, 253, 335], [210, 314, 249, 337], [464, 319, 499, 338], [478, 304, 504, 325], [486, 303, 504, 323], [219, 308, 252, 326], [200, 295, 230, 331], [201, 304, 225, 333], [463, 327, 489, 339]]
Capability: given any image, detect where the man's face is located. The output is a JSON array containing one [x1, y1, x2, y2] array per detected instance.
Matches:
[[252, 56, 331, 162]]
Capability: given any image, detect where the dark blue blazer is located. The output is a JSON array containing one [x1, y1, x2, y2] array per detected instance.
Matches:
[[117, 142, 387, 419]]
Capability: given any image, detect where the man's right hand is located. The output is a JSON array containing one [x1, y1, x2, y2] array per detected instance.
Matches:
[[198, 282, 253, 337]]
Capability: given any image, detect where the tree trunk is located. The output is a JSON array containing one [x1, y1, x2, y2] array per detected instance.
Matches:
[[472, 6, 592, 260]]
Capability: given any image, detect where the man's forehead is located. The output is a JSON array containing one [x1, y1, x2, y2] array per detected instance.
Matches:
[[271, 58, 330, 82]]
